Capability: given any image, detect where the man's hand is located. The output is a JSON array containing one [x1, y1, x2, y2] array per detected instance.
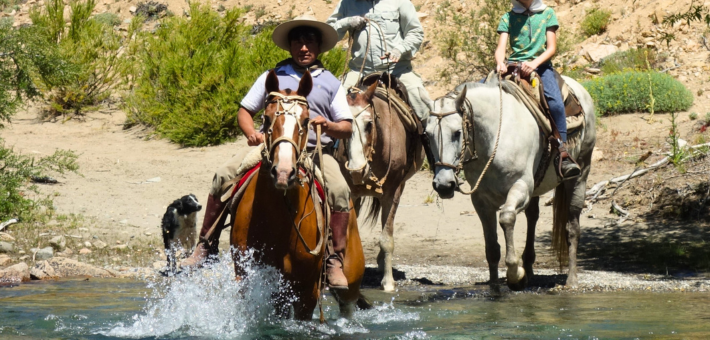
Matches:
[[520, 61, 538, 77], [247, 132, 264, 146], [380, 49, 402, 63], [496, 62, 508, 74], [342, 16, 367, 31], [310, 116, 330, 135]]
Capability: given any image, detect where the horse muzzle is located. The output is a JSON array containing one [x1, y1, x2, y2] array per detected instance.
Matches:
[[432, 179, 457, 199], [271, 165, 297, 190], [345, 161, 370, 185]]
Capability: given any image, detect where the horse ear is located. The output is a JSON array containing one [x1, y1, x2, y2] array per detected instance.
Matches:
[[364, 80, 378, 101], [455, 85, 468, 114], [265, 69, 279, 94], [297, 71, 313, 98]]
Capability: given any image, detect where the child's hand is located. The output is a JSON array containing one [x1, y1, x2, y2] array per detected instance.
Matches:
[[496, 62, 508, 74], [520, 61, 537, 77]]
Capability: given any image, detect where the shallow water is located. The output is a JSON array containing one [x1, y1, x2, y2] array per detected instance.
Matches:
[[2, 254, 709, 339]]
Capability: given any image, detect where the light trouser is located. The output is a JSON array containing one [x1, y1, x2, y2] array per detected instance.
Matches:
[[210, 146, 351, 212], [342, 69, 433, 122]]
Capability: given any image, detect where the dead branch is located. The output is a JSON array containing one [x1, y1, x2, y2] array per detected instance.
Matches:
[[0, 218, 18, 232], [585, 156, 669, 200]]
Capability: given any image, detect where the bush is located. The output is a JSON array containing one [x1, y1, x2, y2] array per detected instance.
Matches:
[[0, 138, 79, 221], [93, 12, 121, 27], [29, 0, 123, 117], [599, 48, 657, 74], [582, 71, 694, 115], [123, 4, 346, 147], [581, 8, 612, 37]]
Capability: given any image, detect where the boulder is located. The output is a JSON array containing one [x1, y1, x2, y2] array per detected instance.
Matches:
[[0, 241, 13, 253], [49, 235, 66, 251], [0, 262, 30, 283], [34, 247, 54, 261], [30, 258, 116, 280], [0, 254, 11, 267], [79, 248, 92, 255], [581, 43, 618, 62]]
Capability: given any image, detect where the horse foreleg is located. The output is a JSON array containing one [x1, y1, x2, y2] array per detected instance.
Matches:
[[499, 180, 531, 291], [523, 196, 540, 280], [377, 183, 405, 292], [472, 197, 501, 294]]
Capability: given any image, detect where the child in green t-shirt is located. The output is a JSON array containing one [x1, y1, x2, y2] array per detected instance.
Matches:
[[494, 0, 580, 179]]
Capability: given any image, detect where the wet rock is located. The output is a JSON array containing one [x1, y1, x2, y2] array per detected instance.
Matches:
[[49, 235, 66, 251], [34, 247, 54, 260], [0, 254, 11, 266], [79, 248, 92, 255], [93, 240, 107, 249], [0, 241, 13, 253], [0, 262, 30, 283], [31, 258, 116, 280]]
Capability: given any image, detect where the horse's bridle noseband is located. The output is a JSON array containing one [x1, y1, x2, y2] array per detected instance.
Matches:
[[263, 92, 310, 164]]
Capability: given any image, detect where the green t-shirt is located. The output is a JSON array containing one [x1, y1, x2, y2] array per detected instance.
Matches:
[[497, 7, 559, 62]]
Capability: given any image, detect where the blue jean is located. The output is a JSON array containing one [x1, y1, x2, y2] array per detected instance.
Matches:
[[536, 63, 567, 142]]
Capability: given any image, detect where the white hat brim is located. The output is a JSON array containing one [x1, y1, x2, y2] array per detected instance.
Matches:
[[272, 19, 339, 53]]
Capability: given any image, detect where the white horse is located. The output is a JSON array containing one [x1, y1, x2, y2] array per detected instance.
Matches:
[[427, 77, 596, 290]]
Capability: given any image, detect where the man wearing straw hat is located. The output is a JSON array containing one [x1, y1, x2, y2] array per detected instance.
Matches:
[[183, 15, 354, 290]]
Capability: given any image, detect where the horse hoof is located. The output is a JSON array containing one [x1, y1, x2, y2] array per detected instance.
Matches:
[[507, 273, 528, 291], [381, 282, 396, 292]]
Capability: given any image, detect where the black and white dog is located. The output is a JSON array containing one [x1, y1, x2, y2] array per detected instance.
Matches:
[[161, 194, 202, 274]]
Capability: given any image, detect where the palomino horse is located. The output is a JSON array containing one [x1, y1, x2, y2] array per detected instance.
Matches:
[[337, 74, 424, 292], [427, 77, 596, 290], [230, 70, 366, 319]]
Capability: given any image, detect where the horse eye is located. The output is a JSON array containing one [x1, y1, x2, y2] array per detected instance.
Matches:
[[453, 130, 462, 139], [365, 121, 373, 133]]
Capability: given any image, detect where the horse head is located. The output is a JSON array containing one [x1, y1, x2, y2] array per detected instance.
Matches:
[[263, 69, 312, 190], [426, 85, 468, 199], [343, 81, 378, 185]]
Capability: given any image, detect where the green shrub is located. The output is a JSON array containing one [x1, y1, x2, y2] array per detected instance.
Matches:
[[123, 3, 347, 147], [599, 48, 657, 74], [582, 71, 694, 115], [581, 8, 612, 37], [93, 12, 121, 26], [30, 0, 123, 117], [0, 138, 79, 221], [434, 0, 509, 83]]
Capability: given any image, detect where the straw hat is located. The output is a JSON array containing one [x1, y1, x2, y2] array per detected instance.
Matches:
[[272, 15, 339, 53]]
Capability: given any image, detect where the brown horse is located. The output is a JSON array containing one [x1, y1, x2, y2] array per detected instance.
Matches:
[[337, 74, 424, 292], [229, 70, 366, 320]]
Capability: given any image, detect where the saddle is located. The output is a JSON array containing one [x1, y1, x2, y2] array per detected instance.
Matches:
[[485, 67, 585, 139], [358, 72, 421, 135]]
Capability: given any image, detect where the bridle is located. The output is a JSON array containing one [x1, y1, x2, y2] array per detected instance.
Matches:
[[263, 91, 310, 166], [429, 93, 476, 172], [344, 86, 375, 173]]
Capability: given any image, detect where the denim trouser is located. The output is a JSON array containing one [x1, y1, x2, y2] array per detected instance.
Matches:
[[536, 63, 567, 142]]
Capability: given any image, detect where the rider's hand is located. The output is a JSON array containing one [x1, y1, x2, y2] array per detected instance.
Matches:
[[310, 116, 330, 134], [520, 61, 537, 77], [341, 16, 367, 31], [380, 49, 402, 63], [496, 62, 508, 74], [247, 132, 264, 146]]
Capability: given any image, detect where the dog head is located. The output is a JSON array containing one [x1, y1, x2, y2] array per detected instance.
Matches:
[[173, 194, 202, 215]]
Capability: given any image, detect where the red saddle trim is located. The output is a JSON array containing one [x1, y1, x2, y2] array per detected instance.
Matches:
[[231, 161, 325, 201]]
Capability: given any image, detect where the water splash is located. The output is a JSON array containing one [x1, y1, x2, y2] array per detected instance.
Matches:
[[102, 249, 295, 339]]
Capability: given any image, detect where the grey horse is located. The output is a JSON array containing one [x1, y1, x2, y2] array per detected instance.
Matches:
[[427, 77, 596, 290]]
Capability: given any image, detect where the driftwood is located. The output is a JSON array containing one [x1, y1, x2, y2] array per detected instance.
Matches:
[[0, 218, 18, 232]]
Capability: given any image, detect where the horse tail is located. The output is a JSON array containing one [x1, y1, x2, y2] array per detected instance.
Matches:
[[551, 184, 569, 268], [356, 293, 374, 310], [360, 197, 382, 226]]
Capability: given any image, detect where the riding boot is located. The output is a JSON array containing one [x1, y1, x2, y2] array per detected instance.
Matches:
[[420, 133, 436, 172], [181, 194, 227, 268], [558, 144, 581, 180], [326, 211, 349, 290]]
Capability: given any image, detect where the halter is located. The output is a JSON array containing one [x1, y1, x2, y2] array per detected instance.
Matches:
[[429, 92, 477, 172], [344, 86, 376, 172], [263, 92, 310, 165]]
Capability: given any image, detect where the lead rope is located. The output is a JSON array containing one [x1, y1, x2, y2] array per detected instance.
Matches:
[[457, 73, 504, 195]]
